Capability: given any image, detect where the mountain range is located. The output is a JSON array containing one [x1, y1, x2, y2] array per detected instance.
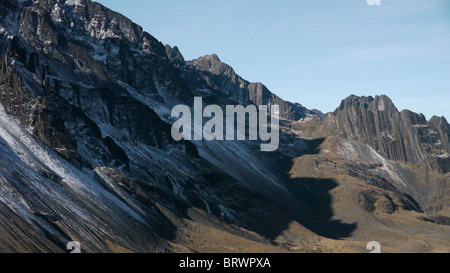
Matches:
[[0, 0, 448, 253]]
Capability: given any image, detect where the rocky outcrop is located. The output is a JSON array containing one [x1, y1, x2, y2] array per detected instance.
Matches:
[[165, 44, 185, 67], [330, 95, 450, 173], [2, 0, 331, 253], [0, 0, 448, 253]]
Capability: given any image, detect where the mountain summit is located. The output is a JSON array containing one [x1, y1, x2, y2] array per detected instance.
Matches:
[[332, 95, 449, 173]]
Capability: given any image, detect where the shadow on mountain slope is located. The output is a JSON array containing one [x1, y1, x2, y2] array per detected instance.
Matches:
[[193, 137, 357, 242], [266, 137, 357, 240]]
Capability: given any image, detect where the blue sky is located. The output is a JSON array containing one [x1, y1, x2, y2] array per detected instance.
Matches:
[[95, 0, 450, 119]]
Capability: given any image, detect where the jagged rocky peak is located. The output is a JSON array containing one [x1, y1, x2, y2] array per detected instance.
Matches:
[[191, 54, 231, 74], [0, 0, 197, 164], [429, 115, 450, 128], [14, 0, 167, 56], [372, 95, 398, 113], [335, 94, 398, 114], [165, 44, 185, 66], [336, 94, 372, 110], [188, 54, 245, 86], [331, 94, 449, 173]]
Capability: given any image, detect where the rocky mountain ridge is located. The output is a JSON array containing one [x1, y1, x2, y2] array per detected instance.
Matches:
[[184, 53, 323, 121], [330, 95, 449, 173], [0, 0, 448, 253]]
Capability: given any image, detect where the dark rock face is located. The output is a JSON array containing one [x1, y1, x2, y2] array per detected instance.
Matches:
[[165, 45, 185, 67], [0, 0, 448, 253], [428, 116, 450, 152], [0, 0, 203, 252], [331, 95, 450, 173], [0, 0, 334, 253]]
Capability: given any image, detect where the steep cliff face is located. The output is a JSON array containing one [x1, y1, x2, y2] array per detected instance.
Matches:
[[0, 0, 204, 252], [330, 95, 450, 173], [1, 34, 189, 169], [428, 116, 450, 172], [0, 0, 347, 252], [0, 0, 448, 253], [165, 45, 185, 67]]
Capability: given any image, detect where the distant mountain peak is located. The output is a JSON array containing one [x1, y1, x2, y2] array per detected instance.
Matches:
[[196, 54, 221, 61], [372, 95, 397, 113], [165, 44, 185, 66], [189, 54, 236, 78], [336, 94, 398, 114], [429, 115, 449, 126], [332, 94, 449, 173]]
